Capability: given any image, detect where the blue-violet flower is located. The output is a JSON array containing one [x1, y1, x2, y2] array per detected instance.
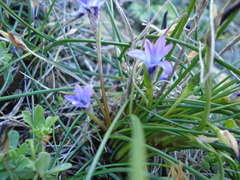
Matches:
[[77, 0, 107, 18], [127, 36, 173, 77], [64, 84, 93, 108]]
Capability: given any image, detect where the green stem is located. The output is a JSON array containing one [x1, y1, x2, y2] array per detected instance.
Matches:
[[164, 72, 200, 117], [105, 2, 122, 42], [163, 88, 190, 117], [197, 0, 215, 130], [143, 66, 153, 109], [44, 39, 130, 52]]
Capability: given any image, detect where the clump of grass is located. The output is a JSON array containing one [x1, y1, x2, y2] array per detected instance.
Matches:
[[0, 0, 240, 179]]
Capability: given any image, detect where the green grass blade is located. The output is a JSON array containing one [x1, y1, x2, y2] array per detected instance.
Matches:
[[128, 114, 147, 180]]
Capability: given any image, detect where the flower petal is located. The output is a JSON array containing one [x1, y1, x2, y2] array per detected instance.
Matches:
[[64, 84, 93, 108], [74, 84, 84, 100], [73, 99, 90, 108], [78, 0, 87, 5], [162, 44, 173, 57], [159, 75, 167, 80], [81, 102, 91, 108], [78, 2, 88, 14], [144, 39, 153, 64], [158, 60, 172, 76], [148, 66, 156, 75], [83, 84, 94, 98], [96, 0, 107, 8], [154, 36, 166, 59], [154, 36, 172, 60], [64, 95, 78, 104], [91, 6, 99, 18], [127, 50, 146, 61], [154, 35, 165, 49]]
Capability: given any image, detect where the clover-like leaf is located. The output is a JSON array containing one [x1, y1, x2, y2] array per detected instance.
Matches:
[[22, 110, 33, 127], [35, 152, 51, 177], [45, 116, 59, 128], [33, 105, 45, 128]]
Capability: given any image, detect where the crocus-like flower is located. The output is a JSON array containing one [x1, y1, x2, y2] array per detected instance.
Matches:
[[77, 0, 107, 18], [127, 36, 173, 77], [64, 84, 93, 108]]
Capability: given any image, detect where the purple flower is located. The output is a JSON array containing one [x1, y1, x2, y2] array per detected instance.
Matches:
[[77, 0, 107, 18], [127, 36, 173, 77], [64, 84, 93, 108]]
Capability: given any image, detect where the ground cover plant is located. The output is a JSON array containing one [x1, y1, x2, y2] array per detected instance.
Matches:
[[0, 0, 240, 179]]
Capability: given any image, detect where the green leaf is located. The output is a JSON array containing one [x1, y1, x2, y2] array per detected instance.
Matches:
[[30, 129, 44, 136], [0, 171, 8, 180], [45, 116, 59, 128], [116, 143, 131, 160], [0, 41, 12, 64], [0, 41, 6, 50], [35, 152, 51, 176], [3, 53, 12, 63], [33, 105, 46, 128], [8, 149, 18, 159], [188, 72, 200, 91], [3, 67, 14, 85], [15, 156, 31, 172], [18, 143, 28, 156], [0, 161, 5, 170], [9, 130, 19, 149], [128, 114, 147, 180], [210, 174, 221, 180], [41, 127, 51, 136], [201, 160, 210, 170], [46, 163, 72, 175], [216, 11, 239, 38], [226, 119, 234, 129], [16, 168, 35, 179], [45, 177, 57, 180], [22, 110, 33, 127]]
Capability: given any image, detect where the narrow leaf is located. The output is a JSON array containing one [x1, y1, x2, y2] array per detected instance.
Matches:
[[129, 114, 147, 180], [46, 163, 72, 175]]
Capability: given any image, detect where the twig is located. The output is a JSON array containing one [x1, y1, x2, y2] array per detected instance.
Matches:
[[218, 34, 240, 55]]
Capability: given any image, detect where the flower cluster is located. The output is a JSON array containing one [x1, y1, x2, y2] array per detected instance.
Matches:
[[64, 84, 93, 108], [127, 36, 173, 79]]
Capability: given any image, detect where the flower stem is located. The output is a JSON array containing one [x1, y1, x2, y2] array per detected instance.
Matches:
[[86, 112, 107, 131], [96, 20, 111, 127]]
